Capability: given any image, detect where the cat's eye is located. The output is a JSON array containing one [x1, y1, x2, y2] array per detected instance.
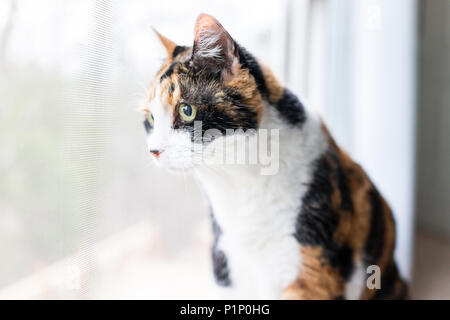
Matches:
[[179, 103, 196, 122], [147, 111, 154, 126]]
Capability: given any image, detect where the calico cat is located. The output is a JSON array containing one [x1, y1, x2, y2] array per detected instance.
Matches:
[[141, 14, 407, 299]]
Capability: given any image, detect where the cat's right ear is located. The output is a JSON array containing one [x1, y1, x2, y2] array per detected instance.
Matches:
[[152, 27, 177, 58]]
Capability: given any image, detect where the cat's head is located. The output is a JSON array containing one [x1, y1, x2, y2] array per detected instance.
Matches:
[[141, 14, 266, 172]]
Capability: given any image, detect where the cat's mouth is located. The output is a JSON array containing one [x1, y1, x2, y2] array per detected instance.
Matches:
[[152, 152, 197, 174], [159, 162, 197, 174]]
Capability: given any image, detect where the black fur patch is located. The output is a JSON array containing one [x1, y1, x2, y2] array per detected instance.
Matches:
[[336, 164, 354, 212], [295, 149, 354, 281], [168, 83, 175, 95], [160, 63, 176, 82], [333, 243, 354, 280], [363, 188, 385, 266], [236, 44, 269, 98], [275, 88, 306, 126], [172, 45, 187, 59], [210, 212, 231, 286]]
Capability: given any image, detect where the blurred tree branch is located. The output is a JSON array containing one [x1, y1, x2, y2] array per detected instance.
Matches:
[[0, 0, 17, 63]]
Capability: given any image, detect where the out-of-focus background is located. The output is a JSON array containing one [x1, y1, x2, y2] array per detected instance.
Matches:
[[0, 0, 448, 299]]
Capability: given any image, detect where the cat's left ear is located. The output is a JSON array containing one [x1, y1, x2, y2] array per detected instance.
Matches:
[[192, 14, 239, 76], [152, 27, 177, 58]]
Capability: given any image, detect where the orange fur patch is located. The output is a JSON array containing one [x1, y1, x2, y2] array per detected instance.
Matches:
[[225, 66, 263, 124], [283, 246, 345, 299], [260, 62, 285, 104]]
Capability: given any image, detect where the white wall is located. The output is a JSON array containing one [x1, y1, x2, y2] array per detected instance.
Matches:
[[416, 1, 450, 239]]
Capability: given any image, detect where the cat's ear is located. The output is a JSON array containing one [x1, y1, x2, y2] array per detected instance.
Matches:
[[192, 14, 239, 76], [152, 27, 177, 58]]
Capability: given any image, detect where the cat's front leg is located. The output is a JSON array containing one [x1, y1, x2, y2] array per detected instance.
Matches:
[[281, 246, 346, 300]]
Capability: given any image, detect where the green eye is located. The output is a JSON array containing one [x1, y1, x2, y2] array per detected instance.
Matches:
[[179, 103, 196, 122], [147, 111, 154, 125]]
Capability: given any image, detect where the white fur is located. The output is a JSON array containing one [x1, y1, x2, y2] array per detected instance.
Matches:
[[196, 30, 223, 60], [146, 85, 195, 172], [345, 263, 366, 300]]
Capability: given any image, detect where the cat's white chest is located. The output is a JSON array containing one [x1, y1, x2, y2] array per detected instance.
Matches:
[[205, 173, 303, 299]]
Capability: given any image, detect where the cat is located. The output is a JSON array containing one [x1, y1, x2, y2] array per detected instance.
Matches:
[[141, 13, 408, 299]]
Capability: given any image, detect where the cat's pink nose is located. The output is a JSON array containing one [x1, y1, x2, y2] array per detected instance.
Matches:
[[150, 149, 162, 158]]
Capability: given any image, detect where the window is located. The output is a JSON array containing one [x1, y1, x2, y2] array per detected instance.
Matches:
[[0, 0, 417, 299], [0, 0, 294, 299]]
